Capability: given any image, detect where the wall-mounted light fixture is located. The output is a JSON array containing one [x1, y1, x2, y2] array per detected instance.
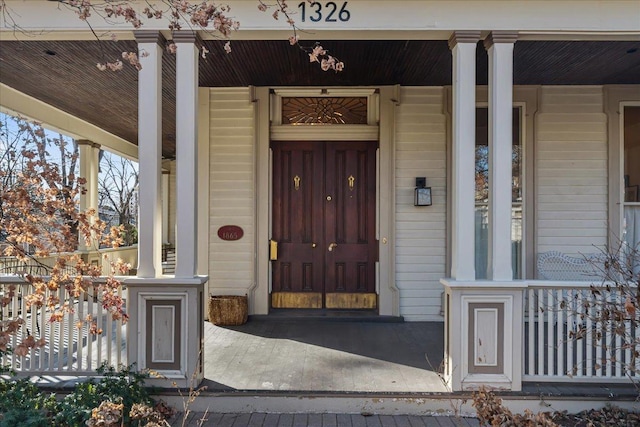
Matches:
[[414, 177, 432, 206]]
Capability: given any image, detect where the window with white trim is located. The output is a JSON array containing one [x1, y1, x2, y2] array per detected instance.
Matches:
[[623, 106, 640, 273], [475, 107, 523, 279]]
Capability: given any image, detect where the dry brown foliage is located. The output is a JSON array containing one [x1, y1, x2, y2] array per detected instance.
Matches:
[[1, 118, 128, 356], [472, 386, 558, 427]]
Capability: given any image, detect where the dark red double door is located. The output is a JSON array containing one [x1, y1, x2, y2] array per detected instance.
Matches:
[[271, 141, 378, 309]]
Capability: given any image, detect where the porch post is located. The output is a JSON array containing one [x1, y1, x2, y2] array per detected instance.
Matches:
[[162, 170, 170, 245], [134, 31, 164, 278], [77, 140, 100, 252], [485, 32, 517, 281], [173, 31, 199, 278], [449, 31, 480, 281]]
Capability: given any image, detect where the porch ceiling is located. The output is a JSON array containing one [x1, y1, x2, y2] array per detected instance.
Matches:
[[0, 39, 638, 158]]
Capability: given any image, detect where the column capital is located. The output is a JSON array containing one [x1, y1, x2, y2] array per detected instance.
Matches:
[[134, 30, 166, 45], [76, 139, 101, 149], [172, 30, 201, 45], [484, 31, 519, 49], [448, 31, 481, 50]]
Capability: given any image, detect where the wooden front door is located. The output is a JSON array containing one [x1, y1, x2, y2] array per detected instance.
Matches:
[[271, 141, 378, 309]]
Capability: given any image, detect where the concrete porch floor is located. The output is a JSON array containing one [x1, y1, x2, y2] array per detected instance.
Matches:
[[202, 318, 448, 393]]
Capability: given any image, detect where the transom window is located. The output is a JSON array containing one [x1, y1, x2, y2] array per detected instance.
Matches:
[[281, 97, 368, 125]]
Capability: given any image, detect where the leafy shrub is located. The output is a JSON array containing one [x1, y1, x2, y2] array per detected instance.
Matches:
[[0, 375, 58, 427], [0, 363, 156, 427], [52, 364, 153, 426]]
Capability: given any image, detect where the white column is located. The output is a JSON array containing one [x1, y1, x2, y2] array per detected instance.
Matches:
[[173, 31, 199, 278], [162, 170, 170, 245], [485, 32, 517, 281], [135, 31, 164, 278], [77, 140, 100, 251], [449, 31, 480, 281]]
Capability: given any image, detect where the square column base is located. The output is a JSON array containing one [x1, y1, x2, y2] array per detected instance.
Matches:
[[441, 279, 525, 392], [125, 277, 207, 388]]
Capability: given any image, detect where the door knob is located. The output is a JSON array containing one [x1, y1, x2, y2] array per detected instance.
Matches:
[[328, 242, 338, 252], [326, 195, 332, 201], [312, 243, 317, 248]]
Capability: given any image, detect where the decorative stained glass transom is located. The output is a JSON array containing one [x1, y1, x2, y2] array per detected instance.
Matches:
[[282, 97, 368, 125]]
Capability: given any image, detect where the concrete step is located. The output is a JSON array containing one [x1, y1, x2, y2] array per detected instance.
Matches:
[[154, 388, 639, 416]]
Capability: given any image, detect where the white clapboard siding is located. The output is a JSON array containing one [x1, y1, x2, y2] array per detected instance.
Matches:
[[536, 86, 608, 257], [395, 87, 447, 321], [208, 88, 255, 293]]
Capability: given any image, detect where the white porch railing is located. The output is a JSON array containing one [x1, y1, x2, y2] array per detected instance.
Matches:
[[0, 276, 127, 376], [0, 245, 139, 278], [524, 281, 638, 383]]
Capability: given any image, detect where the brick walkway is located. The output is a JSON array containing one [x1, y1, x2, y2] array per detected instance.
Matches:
[[173, 413, 480, 426]]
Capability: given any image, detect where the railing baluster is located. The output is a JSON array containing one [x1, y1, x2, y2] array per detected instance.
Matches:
[[106, 298, 113, 367], [87, 285, 94, 371], [77, 290, 84, 371], [48, 285, 55, 371], [576, 291, 583, 377], [1, 284, 6, 368], [566, 289, 573, 377], [39, 292, 47, 371], [586, 290, 594, 377], [97, 290, 103, 366], [67, 296, 78, 371], [115, 286, 123, 368], [537, 288, 545, 376], [29, 295, 37, 371], [58, 287, 65, 371], [527, 288, 534, 376], [547, 289, 554, 376], [557, 289, 564, 378], [19, 286, 28, 370], [615, 290, 623, 378], [10, 291, 18, 370]]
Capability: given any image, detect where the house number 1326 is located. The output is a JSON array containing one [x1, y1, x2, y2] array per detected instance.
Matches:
[[298, 2, 351, 22]]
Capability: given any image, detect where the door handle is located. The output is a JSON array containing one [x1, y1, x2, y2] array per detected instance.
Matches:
[[312, 243, 317, 248], [270, 240, 278, 260], [328, 242, 338, 252]]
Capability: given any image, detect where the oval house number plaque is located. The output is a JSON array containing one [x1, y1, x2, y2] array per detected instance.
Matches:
[[217, 225, 244, 241]]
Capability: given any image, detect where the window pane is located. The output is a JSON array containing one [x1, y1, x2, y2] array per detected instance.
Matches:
[[624, 106, 640, 203], [623, 106, 640, 275], [475, 107, 522, 279]]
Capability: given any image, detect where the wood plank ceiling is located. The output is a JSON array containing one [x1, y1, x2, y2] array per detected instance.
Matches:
[[1, 39, 639, 158]]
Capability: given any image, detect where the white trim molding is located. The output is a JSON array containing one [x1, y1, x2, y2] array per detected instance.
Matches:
[[137, 292, 187, 377], [270, 125, 379, 141]]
